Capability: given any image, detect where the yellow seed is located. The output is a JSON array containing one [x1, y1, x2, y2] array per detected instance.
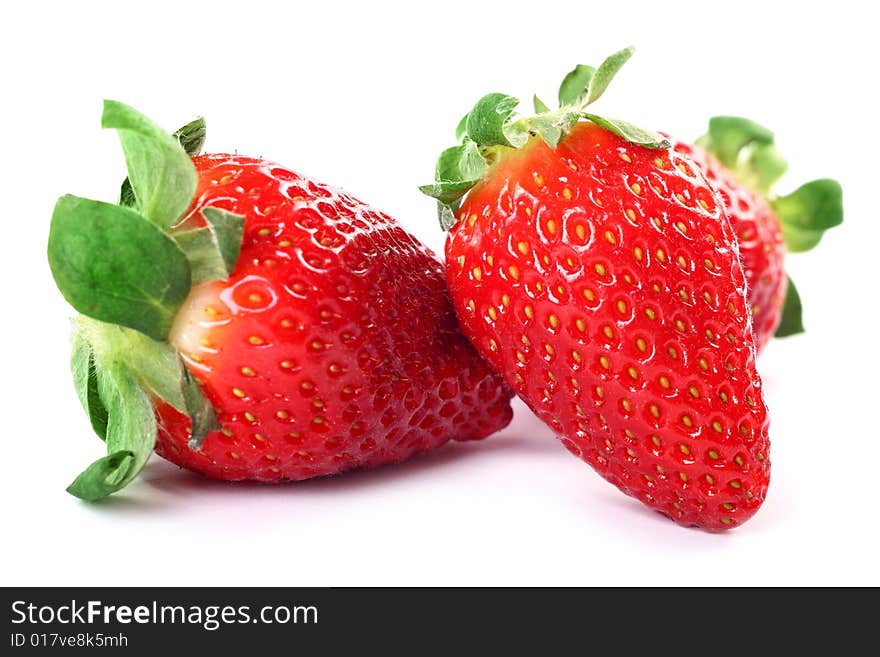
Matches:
[[517, 241, 529, 255], [677, 255, 688, 269], [575, 318, 587, 333], [636, 338, 647, 352], [730, 479, 742, 489], [675, 320, 686, 333], [533, 173, 544, 187], [698, 198, 709, 210], [649, 404, 660, 418], [595, 386, 605, 399], [621, 399, 632, 412], [221, 428, 233, 437], [616, 300, 627, 314], [572, 350, 584, 364], [705, 258, 715, 271], [680, 444, 691, 456], [705, 328, 715, 340], [241, 366, 256, 377], [645, 308, 656, 321], [689, 385, 700, 398], [548, 314, 560, 329], [229, 451, 241, 460], [467, 299, 476, 312], [487, 307, 498, 321], [276, 410, 289, 420], [676, 192, 687, 203], [508, 265, 520, 280], [706, 474, 715, 485], [468, 213, 478, 226], [472, 267, 482, 281], [258, 228, 271, 236], [653, 157, 665, 168], [244, 412, 256, 422], [619, 152, 632, 163], [633, 246, 643, 262], [546, 219, 557, 235], [679, 472, 688, 483], [603, 325, 614, 339], [698, 358, 709, 371], [667, 347, 678, 359], [656, 249, 666, 263], [735, 455, 745, 467], [625, 208, 636, 222], [675, 220, 688, 235], [678, 288, 689, 301], [575, 224, 586, 240], [708, 450, 719, 460], [248, 335, 264, 345], [520, 334, 531, 347], [565, 257, 576, 268], [659, 375, 670, 389], [627, 366, 638, 380], [723, 503, 734, 511], [516, 351, 527, 364], [631, 182, 642, 195], [682, 415, 693, 428], [594, 263, 606, 276], [599, 355, 610, 369], [486, 255, 494, 267], [232, 387, 245, 398], [280, 359, 295, 369], [604, 230, 616, 245], [719, 391, 729, 403], [651, 435, 662, 447], [562, 187, 573, 200], [712, 420, 723, 433], [524, 207, 532, 217], [488, 338, 498, 351], [501, 294, 511, 308], [544, 344, 555, 356]]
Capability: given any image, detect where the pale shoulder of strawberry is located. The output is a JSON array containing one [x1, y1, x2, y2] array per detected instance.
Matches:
[[694, 117, 843, 336], [48, 101, 244, 500]]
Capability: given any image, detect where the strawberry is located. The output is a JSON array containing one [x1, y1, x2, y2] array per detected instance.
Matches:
[[48, 101, 512, 500], [422, 48, 770, 530], [671, 120, 842, 351]]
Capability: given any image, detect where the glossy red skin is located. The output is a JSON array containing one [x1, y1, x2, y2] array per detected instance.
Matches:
[[155, 154, 513, 481], [447, 123, 770, 530], [672, 141, 786, 352]]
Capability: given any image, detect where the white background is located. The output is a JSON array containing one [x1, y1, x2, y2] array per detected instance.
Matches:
[[2, 0, 877, 586]]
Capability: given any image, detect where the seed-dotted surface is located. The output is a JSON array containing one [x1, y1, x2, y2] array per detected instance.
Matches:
[[447, 122, 770, 530], [159, 155, 513, 481]]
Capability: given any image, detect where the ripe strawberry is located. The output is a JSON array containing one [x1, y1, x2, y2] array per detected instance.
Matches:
[[422, 49, 770, 530], [671, 121, 842, 351], [48, 101, 512, 500]]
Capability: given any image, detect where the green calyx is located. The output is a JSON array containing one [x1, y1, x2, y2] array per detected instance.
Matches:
[[47, 101, 244, 500], [696, 116, 844, 338], [420, 47, 670, 228]]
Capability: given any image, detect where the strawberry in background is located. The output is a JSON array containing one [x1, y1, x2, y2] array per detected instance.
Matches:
[[422, 48, 771, 530], [48, 101, 512, 500], [672, 119, 842, 351]]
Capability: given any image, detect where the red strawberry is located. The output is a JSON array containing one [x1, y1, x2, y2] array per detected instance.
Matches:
[[671, 120, 842, 351], [48, 101, 512, 500], [422, 49, 770, 530]]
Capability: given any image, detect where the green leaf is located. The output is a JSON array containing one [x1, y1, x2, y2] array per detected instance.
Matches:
[[174, 116, 207, 157], [66, 360, 157, 501], [558, 64, 595, 107], [438, 204, 459, 231], [582, 114, 670, 149], [119, 116, 206, 208], [465, 93, 525, 148], [71, 333, 109, 440], [419, 180, 479, 206], [182, 366, 221, 449], [697, 116, 775, 170], [48, 195, 192, 341], [775, 275, 805, 337], [436, 141, 488, 183], [102, 100, 198, 229], [533, 95, 552, 114], [173, 207, 245, 285], [455, 112, 470, 141], [771, 178, 843, 253], [584, 47, 634, 106]]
